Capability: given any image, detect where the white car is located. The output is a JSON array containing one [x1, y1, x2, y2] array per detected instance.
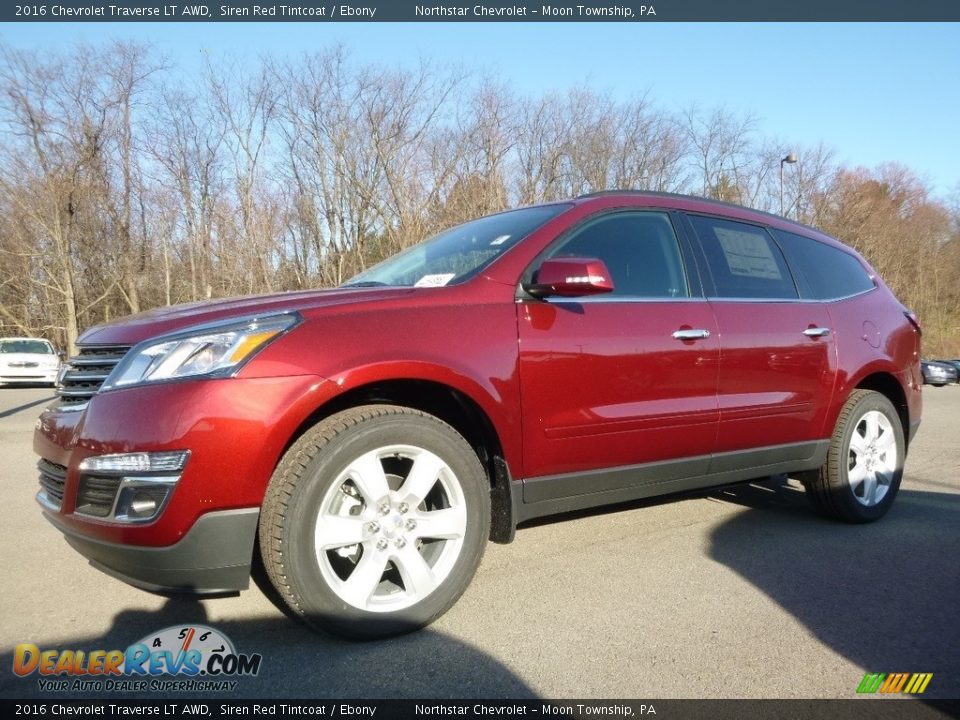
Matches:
[[0, 337, 62, 387]]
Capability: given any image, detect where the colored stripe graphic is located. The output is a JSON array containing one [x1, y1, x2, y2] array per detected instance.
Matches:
[[857, 672, 932, 694], [880, 673, 908, 693], [903, 673, 933, 694], [857, 673, 885, 693]]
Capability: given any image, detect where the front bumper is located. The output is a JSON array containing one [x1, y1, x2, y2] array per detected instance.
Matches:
[[44, 507, 260, 596], [34, 374, 328, 545], [33, 373, 333, 595], [1, 368, 58, 384]]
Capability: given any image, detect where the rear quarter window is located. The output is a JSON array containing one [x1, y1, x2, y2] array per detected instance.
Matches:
[[771, 229, 876, 300]]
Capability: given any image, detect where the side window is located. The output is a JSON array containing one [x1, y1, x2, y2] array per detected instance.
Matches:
[[542, 212, 690, 298], [687, 215, 798, 300], [771, 229, 876, 300]]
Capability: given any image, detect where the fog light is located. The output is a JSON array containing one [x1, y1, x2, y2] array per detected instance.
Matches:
[[113, 480, 177, 522], [75, 451, 187, 523], [128, 494, 158, 517]]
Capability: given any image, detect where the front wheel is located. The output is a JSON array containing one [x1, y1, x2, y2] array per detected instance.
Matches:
[[259, 405, 490, 639], [804, 389, 905, 523]]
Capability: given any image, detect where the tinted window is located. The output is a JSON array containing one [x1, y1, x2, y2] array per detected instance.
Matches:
[[543, 212, 689, 298], [344, 204, 571, 288], [687, 215, 798, 299], [772, 229, 875, 300]]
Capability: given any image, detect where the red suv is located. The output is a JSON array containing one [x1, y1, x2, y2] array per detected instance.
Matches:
[[35, 192, 922, 638]]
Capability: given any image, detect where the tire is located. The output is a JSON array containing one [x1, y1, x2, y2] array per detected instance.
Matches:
[[804, 389, 905, 523], [259, 405, 490, 639]]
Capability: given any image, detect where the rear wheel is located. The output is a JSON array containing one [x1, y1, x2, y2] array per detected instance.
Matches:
[[804, 389, 905, 523], [259, 405, 489, 639]]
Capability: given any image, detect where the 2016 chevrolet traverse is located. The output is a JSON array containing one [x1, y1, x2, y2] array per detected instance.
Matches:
[[35, 192, 922, 638]]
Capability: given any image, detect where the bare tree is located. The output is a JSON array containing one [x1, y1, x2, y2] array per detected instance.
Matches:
[[151, 84, 225, 301], [0, 46, 106, 353], [208, 57, 281, 294], [681, 105, 756, 202], [1, 41, 957, 355]]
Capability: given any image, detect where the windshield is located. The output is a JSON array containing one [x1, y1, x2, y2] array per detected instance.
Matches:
[[343, 204, 571, 288], [0, 339, 54, 354]]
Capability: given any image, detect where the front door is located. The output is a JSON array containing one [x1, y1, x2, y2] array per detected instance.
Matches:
[[517, 211, 720, 488]]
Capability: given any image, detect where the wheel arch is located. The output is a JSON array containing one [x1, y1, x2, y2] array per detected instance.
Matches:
[[278, 377, 517, 544], [851, 371, 910, 447]]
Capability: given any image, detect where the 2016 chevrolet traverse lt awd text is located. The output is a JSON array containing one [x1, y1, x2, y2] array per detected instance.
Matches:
[[35, 191, 922, 638]]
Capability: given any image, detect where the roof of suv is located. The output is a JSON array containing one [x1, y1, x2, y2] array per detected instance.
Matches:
[[572, 189, 840, 248]]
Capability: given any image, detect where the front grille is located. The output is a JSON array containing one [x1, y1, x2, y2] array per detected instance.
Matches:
[[76, 475, 122, 517], [38, 459, 67, 510], [56, 345, 130, 408]]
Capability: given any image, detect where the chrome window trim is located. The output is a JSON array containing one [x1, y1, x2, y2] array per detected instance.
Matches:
[[523, 296, 709, 305], [705, 284, 878, 304], [517, 283, 877, 306]]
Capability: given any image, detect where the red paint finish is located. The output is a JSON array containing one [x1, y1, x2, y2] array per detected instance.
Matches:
[[711, 301, 837, 453], [34, 191, 921, 556], [518, 299, 719, 477], [824, 286, 923, 432], [528, 257, 615, 297], [35, 375, 331, 546]]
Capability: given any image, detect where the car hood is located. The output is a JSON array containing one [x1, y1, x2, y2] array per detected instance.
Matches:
[[77, 287, 414, 346]]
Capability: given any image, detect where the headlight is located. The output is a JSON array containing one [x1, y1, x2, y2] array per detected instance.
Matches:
[[102, 313, 299, 391]]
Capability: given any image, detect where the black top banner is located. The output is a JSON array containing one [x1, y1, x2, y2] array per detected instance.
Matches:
[[5, 0, 960, 22]]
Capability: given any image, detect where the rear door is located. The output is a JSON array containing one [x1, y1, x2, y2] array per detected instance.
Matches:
[[683, 214, 836, 456], [517, 210, 720, 482]]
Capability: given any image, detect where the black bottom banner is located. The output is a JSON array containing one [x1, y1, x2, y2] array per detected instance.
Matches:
[[3, 700, 959, 720]]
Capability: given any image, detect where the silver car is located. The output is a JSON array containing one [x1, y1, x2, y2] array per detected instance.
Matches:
[[920, 359, 958, 387]]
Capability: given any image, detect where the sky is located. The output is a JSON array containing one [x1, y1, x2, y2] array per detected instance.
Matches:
[[2, 22, 958, 197]]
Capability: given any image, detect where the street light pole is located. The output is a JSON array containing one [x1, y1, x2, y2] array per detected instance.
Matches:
[[780, 153, 798, 217]]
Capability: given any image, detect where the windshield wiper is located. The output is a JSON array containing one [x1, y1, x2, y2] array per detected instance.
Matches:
[[341, 281, 391, 288]]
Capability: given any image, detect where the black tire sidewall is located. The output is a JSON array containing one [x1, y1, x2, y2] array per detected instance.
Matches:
[[832, 392, 905, 522], [282, 412, 489, 638]]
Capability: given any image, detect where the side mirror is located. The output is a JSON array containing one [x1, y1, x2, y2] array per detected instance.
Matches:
[[524, 257, 614, 298]]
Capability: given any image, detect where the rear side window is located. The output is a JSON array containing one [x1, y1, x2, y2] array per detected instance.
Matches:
[[687, 215, 798, 299], [771, 229, 876, 300], [543, 211, 690, 298]]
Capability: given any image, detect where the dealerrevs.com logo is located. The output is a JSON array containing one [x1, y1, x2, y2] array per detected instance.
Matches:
[[12, 625, 262, 692]]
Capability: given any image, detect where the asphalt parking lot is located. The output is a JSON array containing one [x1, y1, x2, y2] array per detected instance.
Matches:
[[1, 385, 958, 700]]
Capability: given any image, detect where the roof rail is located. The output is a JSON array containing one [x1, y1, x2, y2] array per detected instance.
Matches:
[[573, 189, 824, 236]]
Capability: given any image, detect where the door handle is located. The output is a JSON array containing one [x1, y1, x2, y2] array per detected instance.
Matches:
[[803, 327, 831, 338], [672, 328, 711, 341]]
